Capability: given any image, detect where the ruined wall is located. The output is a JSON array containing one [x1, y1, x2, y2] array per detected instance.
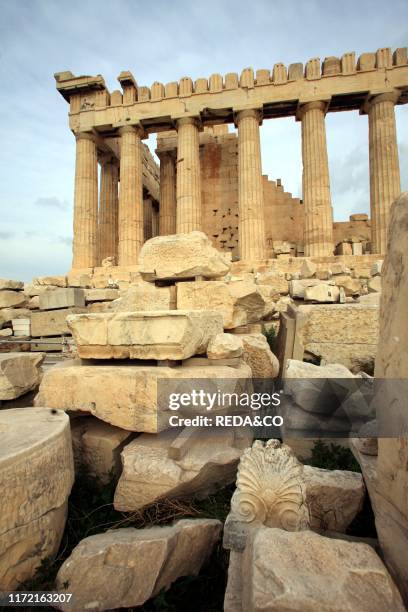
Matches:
[[333, 214, 371, 251]]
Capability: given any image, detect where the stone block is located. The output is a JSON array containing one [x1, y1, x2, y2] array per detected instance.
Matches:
[[368, 276, 382, 293], [304, 283, 340, 303], [84, 288, 120, 302], [67, 268, 93, 288], [240, 333, 279, 378], [0, 408, 74, 590], [0, 279, 23, 291], [333, 275, 362, 296], [371, 260, 383, 276], [304, 465, 364, 532], [299, 259, 317, 279], [31, 307, 86, 337], [55, 519, 222, 611], [207, 333, 243, 359], [113, 282, 175, 311], [177, 280, 265, 329], [0, 291, 27, 309], [331, 262, 350, 275], [289, 278, 323, 298], [39, 288, 85, 310], [71, 417, 133, 484], [255, 272, 289, 295], [0, 352, 45, 400], [11, 318, 30, 337], [35, 360, 252, 432], [237, 527, 404, 612], [115, 427, 252, 511], [0, 308, 30, 329], [33, 275, 67, 287], [139, 231, 230, 281], [67, 310, 223, 360]]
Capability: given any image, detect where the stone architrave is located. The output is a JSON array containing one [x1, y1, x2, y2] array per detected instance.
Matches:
[[67, 310, 223, 360]]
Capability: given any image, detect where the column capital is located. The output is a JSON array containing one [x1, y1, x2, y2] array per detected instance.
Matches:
[[75, 131, 95, 143], [296, 100, 328, 121], [362, 90, 401, 114], [175, 116, 201, 129], [156, 148, 176, 161], [234, 108, 262, 127], [118, 124, 145, 138]]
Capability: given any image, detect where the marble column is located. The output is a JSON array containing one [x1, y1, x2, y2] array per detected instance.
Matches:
[[367, 92, 401, 254], [72, 132, 98, 269], [143, 196, 153, 241], [118, 125, 144, 265], [236, 109, 266, 260], [176, 117, 201, 233], [299, 101, 334, 257], [158, 152, 177, 235], [98, 157, 119, 264]]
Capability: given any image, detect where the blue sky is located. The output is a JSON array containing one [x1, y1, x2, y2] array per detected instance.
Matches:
[[0, 0, 407, 280]]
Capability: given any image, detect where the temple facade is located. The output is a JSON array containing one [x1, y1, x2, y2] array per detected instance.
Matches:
[[55, 46, 407, 269]]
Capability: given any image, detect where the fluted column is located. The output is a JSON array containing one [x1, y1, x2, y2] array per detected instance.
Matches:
[[158, 152, 176, 235], [72, 132, 98, 268], [299, 101, 334, 257], [98, 157, 119, 264], [367, 92, 401, 254], [236, 109, 266, 260], [118, 125, 144, 265], [176, 117, 201, 233], [143, 196, 153, 241]]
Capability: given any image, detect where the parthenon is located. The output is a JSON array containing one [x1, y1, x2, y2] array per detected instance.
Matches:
[[56, 46, 407, 269]]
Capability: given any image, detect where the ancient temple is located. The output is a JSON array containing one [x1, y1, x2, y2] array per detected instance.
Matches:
[[55, 46, 407, 269]]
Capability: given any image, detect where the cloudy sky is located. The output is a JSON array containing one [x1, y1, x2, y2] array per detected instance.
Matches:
[[0, 0, 407, 281]]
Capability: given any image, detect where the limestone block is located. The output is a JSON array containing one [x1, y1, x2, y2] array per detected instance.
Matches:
[[67, 310, 223, 360], [207, 333, 243, 359], [256, 284, 277, 319], [84, 288, 119, 302], [177, 280, 265, 329], [115, 427, 252, 511], [371, 260, 383, 276], [113, 282, 175, 312], [24, 283, 60, 297], [0, 328, 12, 337], [39, 288, 85, 310], [297, 303, 379, 371], [35, 360, 251, 432], [255, 272, 289, 294], [284, 359, 356, 414], [333, 274, 362, 296], [368, 276, 382, 293], [316, 268, 331, 280], [0, 353, 45, 400], [33, 275, 67, 287], [289, 278, 323, 298], [239, 528, 404, 612], [304, 283, 340, 303], [67, 268, 93, 288], [28, 295, 39, 309], [70, 417, 133, 483], [240, 334, 279, 378], [303, 465, 364, 532], [0, 290, 27, 309], [55, 519, 222, 611], [139, 231, 230, 280], [31, 307, 86, 337], [331, 262, 350, 275], [0, 308, 30, 329], [0, 408, 74, 590], [0, 279, 23, 291], [300, 259, 317, 278]]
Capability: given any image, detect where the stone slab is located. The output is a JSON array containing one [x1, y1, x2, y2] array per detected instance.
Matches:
[[0, 353, 45, 400], [67, 310, 223, 360], [31, 307, 86, 337], [39, 288, 85, 310]]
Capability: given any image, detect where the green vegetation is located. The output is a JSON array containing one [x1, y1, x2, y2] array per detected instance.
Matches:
[[306, 440, 361, 472], [262, 324, 277, 352]]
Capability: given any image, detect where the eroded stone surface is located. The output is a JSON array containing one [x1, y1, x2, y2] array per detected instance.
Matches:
[[176, 280, 265, 329], [139, 231, 230, 280], [114, 427, 252, 511], [67, 310, 223, 360], [0, 353, 45, 400], [35, 360, 252, 432], [0, 279, 24, 291], [240, 333, 279, 378], [0, 408, 74, 589], [239, 527, 405, 612], [207, 333, 243, 359], [113, 282, 175, 312], [0, 291, 27, 309], [56, 519, 222, 611]]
